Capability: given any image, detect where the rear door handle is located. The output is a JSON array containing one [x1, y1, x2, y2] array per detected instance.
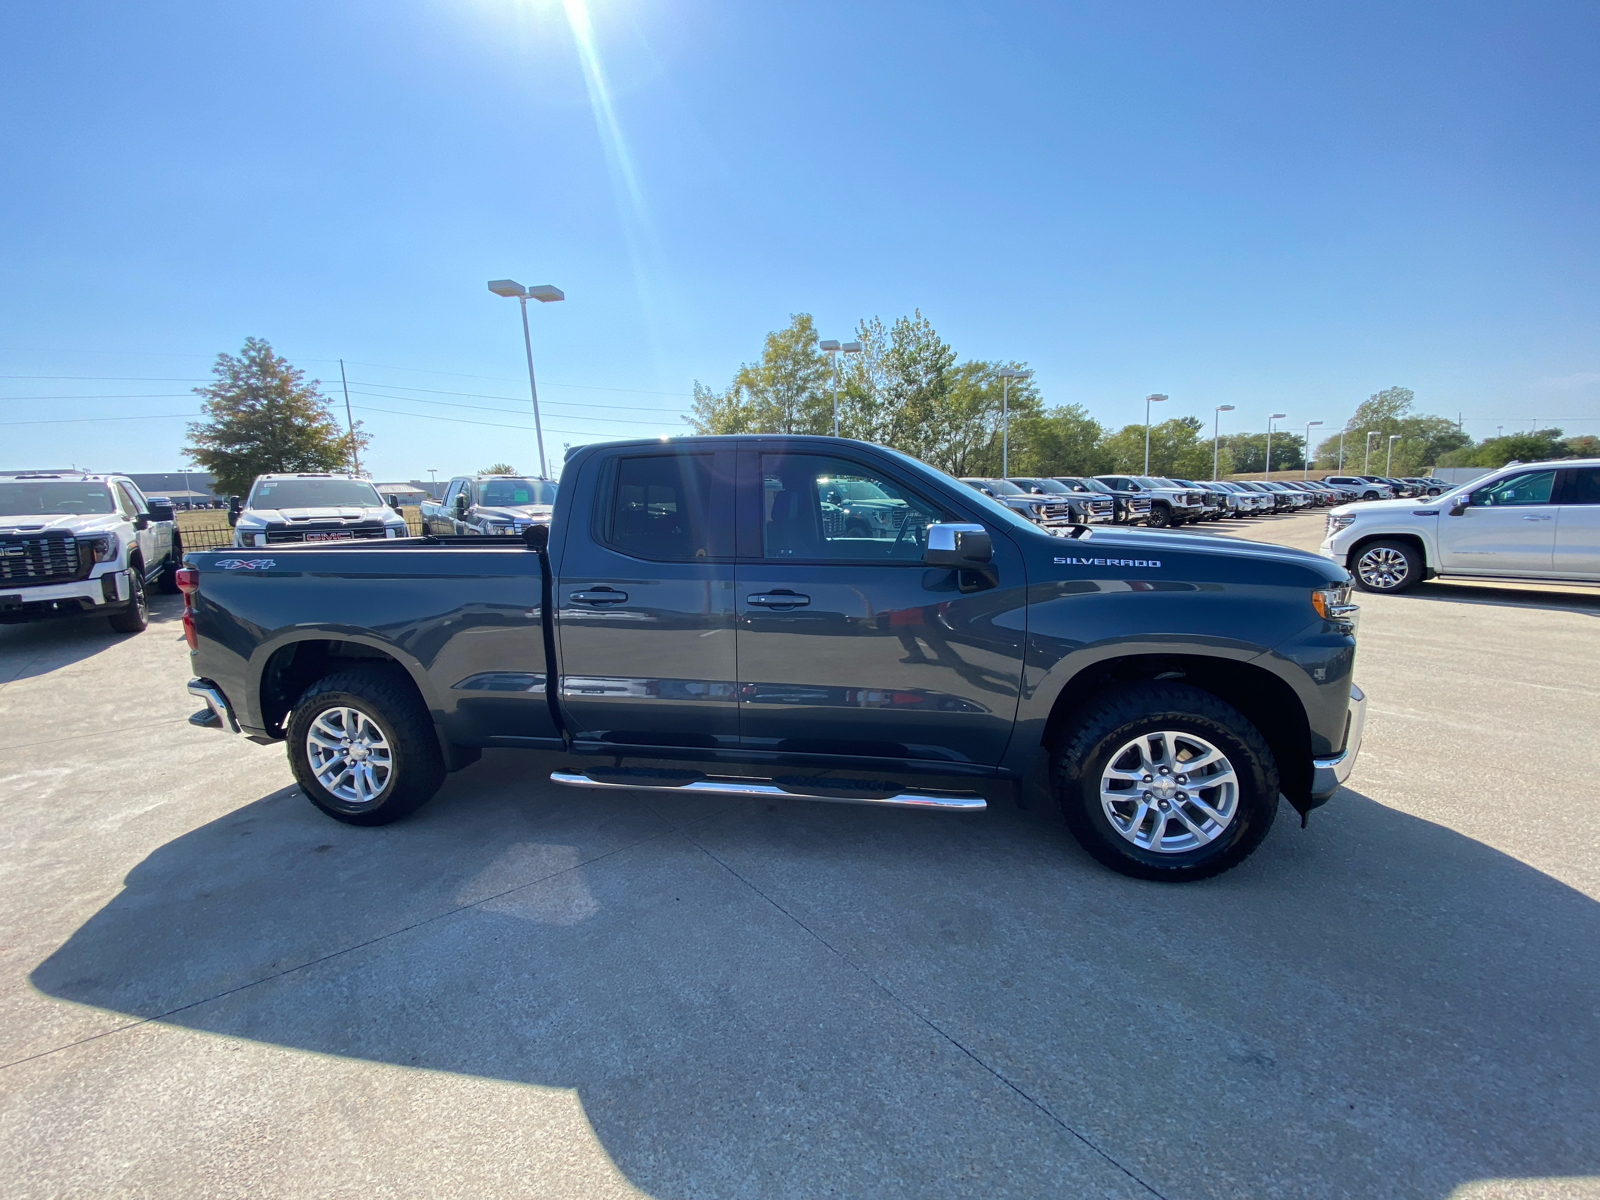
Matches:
[[747, 592, 810, 608], [571, 589, 629, 605]]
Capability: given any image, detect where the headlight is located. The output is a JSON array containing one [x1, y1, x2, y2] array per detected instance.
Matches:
[[87, 534, 119, 563], [1312, 583, 1358, 622], [1326, 514, 1355, 536]]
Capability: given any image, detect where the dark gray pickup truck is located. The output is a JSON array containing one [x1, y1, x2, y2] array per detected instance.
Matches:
[[181, 435, 1366, 882]]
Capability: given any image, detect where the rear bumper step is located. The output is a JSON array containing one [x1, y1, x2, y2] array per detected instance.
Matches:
[[549, 771, 986, 811]]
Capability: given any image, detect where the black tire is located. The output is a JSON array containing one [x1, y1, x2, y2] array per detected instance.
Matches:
[[844, 520, 871, 539], [1361, 490, 1379, 501], [1349, 538, 1422, 594], [156, 535, 183, 594], [1147, 503, 1172, 528], [286, 666, 446, 826], [1051, 682, 1280, 882], [107, 562, 149, 633]]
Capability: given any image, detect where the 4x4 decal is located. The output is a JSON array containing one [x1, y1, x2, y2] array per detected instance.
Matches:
[[215, 558, 276, 571]]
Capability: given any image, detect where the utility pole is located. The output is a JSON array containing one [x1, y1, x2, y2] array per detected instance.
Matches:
[[1265, 413, 1287, 480], [1337, 428, 1346, 473], [340, 359, 360, 476]]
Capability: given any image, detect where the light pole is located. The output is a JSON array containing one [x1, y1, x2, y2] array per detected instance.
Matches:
[[1143, 393, 1168, 475], [1213, 405, 1235, 479], [1386, 434, 1401, 476], [819, 339, 863, 437], [339, 359, 360, 476], [1265, 413, 1287, 480], [1337, 428, 1346, 472], [488, 279, 564, 479], [1364, 430, 1379, 473], [1303, 420, 1323, 478], [999, 369, 1033, 477]]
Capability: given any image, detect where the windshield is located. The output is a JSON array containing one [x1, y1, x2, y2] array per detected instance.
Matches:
[[1019, 479, 1070, 494], [0, 481, 117, 516], [478, 478, 557, 507], [983, 479, 1027, 496], [1073, 478, 1112, 494], [248, 478, 383, 509], [1134, 477, 1166, 489]]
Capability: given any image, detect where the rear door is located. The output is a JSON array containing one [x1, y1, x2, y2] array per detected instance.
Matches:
[[1437, 469, 1558, 575], [556, 447, 738, 748], [1554, 467, 1600, 579], [733, 445, 1026, 767]]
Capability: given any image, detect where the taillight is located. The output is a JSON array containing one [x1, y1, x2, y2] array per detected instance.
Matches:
[[177, 567, 199, 650]]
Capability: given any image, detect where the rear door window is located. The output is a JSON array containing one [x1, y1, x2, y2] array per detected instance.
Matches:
[[1560, 468, 1600, 505], [605, 453, 728, 561]]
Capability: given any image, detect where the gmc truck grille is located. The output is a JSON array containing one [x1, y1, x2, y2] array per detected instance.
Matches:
[[0, 532, 85, 585], [264, 523, 388, 544]]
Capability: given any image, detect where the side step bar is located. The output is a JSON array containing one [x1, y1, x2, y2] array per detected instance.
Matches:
[[549, 771, 986, 811]]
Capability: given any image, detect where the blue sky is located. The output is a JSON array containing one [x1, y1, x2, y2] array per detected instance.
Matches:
[[3, 0, 1597, 479]]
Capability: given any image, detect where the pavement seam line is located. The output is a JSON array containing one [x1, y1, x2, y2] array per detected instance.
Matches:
[[674, 826, 1171, 1200], [1, 816, 682, 1073]]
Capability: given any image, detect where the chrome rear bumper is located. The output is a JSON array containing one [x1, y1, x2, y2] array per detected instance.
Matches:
[[188, 678, 239, 733]]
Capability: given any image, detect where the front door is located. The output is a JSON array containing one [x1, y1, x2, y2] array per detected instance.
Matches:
[[734, 447, 1026, 767], [1437, 469, 1559, 575], [1554, 467, 1600, 580], [556, 447, 739, 748]]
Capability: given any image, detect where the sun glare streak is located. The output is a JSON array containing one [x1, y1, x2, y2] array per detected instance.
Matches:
[[559, 0, 674, 376]]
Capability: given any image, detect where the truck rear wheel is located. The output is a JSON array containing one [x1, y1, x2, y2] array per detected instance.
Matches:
[[1051, 683, 1279, 882], [286, 667, 446, 826]]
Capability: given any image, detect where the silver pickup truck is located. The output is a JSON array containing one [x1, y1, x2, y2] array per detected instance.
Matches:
[[420, 474, 558, 537]]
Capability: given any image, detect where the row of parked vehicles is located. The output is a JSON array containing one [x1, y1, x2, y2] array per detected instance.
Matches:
[[957, 473, 1444, 530]]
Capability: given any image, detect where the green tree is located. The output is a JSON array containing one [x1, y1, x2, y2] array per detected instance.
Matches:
[[1437, 428, 1567, 469], [1103, 416, 1215, 477], [1018, 403, 1111, 477], [1313, 386, 1470, 474], [481, 462, 517, 475], [1223, 431, 1304, 474], [185, 338, 367, 498], [686, 313, 831, 435]]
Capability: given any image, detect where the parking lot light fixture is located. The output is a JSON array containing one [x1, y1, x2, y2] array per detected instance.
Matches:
[[1365, 430, 1379, 473], [999, 369, 1033, 477], [821, 339, 863, 437], [1303, 421, 1323, 478], [1266, 413, 1287, 480], [1386, 433, 1402, 476], [488, 278, 564, 479], [1143, 393, 1168, 475], [1213, 405, 1235, 479]]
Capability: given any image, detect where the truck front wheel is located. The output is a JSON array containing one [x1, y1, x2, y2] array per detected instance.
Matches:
[[286, 667, 446, 826], [1147, 503, 1172, 528], [1051, 683, 1280, 882], [1350, 539, 1421, 594]]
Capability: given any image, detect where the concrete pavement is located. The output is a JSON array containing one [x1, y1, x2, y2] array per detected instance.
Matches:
[[1, 514, 1597, 1198]]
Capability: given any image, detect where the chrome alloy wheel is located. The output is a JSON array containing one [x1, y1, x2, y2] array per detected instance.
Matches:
[[305, 706, 394, 805], [1356, 545, 1410, 591], [1100, 731, 1239, 853]]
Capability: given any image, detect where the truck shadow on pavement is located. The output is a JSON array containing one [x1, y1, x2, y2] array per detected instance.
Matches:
[[30, 753, 1600, 1199], [0, 597, 184, 685]]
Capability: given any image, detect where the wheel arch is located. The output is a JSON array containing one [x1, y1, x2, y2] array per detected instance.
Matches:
[[253, 633, 438, 740], [1034, 652, 1314, 810], [1345, 529, 1432, 572]]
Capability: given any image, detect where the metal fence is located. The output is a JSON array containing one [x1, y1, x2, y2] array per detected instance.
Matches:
[[176, 514, 426, 552]]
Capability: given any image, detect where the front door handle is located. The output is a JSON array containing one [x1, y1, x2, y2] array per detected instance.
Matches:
[[747, 592, 810, 608], [571, 589, 629, 605], [1522, 515, 1553, 521]]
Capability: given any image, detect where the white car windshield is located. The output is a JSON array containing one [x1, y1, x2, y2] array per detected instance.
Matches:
[[1021, 479, 1071, 494], [478, 478, 557, 507], [249, 479, 383, 509], [983, 479, 1028, 496], [0, 481, 117, 516]]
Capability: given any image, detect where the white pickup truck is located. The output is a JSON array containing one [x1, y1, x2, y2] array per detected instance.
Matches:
[[0, 471, 181, 632], [1320, 458, 1600, 592]]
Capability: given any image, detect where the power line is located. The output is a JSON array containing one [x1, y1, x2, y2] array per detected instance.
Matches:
[[350, 402, 681, 438], [0, 412, 195, 426], [342, 388, 682, 425], [344, 378, 689, 413]]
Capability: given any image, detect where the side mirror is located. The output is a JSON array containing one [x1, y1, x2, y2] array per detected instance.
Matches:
[[133, 513, 151, 531], [455, 493, 469, 515], [385, 494, 402, 510], [147, 500, 175, 523], [226, 509, 238, 527], [924, 523, 992, 567], [1448, 497, 1470, 516]]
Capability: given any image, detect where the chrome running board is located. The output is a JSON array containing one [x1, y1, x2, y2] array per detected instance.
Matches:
[[548, 771, 985, 811]]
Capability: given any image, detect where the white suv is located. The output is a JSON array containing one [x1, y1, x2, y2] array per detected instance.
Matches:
[[1320, 459, 1600, 593], [0, 471, 181, 632]]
